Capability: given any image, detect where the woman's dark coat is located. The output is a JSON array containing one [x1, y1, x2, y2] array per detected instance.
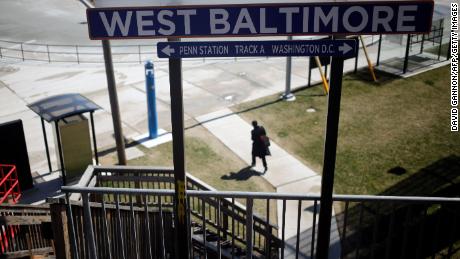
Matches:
[[251, 126, 270, 157]]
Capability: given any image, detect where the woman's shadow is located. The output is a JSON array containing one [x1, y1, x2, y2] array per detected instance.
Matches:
[[221, 166, 264, 181]]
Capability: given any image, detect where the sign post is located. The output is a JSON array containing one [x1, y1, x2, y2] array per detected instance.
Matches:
[[167, 38, 189, 259], [316, 37, 345, 258], [282, 36, 296, 101]]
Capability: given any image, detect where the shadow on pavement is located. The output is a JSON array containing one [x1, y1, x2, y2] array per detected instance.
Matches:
[[221, 166, 263, 181], [19, 177, 63, 204]]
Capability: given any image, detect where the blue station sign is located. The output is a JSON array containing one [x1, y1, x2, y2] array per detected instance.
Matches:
[[86, 1, 434, 39], [157, 40, 358, 58]]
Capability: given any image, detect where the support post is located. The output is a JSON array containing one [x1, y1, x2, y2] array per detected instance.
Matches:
[[76, 45, 80, 64], [376, 35, 382, 66], [246, 198, 254, 258], [316, 42, 345, 259], [102, 39, 126, 165], [282, 36, 295, 101], [420, 34, 425, 54], [145, 60, 159, 139], [447, 35, 451, 60], [54, 121, 66, 186], [168, 38, 189, 259], [47, 45, 51, 63], [403, 34, 411, 74], [354, 44, 359, 73], [41, 118, 52, 172], [308, 58, 312, 87], [82, 193, 98, 259], [138, 45, 142, 64], [20, 43, 24, 61], [89, 112, 99, 165], [437, 19, 444, 60], [50, 201, 72, 259]]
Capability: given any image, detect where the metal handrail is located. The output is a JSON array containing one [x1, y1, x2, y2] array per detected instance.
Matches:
[[61, 185, 460, 258], [66, 166, 280, 258], [62, 186, 460, 203]]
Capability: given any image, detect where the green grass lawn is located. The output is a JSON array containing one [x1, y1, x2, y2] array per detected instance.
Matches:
[[235, 65, 459, 195], [102, 124, 274, 194]]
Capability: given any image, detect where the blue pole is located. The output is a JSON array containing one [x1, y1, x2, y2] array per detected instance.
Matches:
[[145, 60, 158, 139]]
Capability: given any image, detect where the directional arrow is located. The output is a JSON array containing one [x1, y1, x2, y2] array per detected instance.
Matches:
[[161, 45, 175, 56], [338, 43, 353, 55]]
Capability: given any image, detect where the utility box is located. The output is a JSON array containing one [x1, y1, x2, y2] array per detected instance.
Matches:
[[54, 115, 93, 182]]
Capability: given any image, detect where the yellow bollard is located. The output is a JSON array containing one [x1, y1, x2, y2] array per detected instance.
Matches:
[[314, 56, 330, 94], [359, 36, 378, 82]]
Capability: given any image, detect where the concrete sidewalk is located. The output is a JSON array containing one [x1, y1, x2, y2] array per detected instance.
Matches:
[[196, 108, 340, 258]]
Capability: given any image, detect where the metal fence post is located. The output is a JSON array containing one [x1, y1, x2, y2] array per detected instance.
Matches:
[[437, 19, 444, 60], [420, 34, 425, 54], [82, 193, 98, 259], [138, 45, 142, 64], [447, 36, 451, 60], [76, 45, 80, 64], [20, 43, 24, 61], [282, 36, 295, 101], [246, 198, 254, 258], [65, 194, 80, 259], [89, 112, 99, 164], [403, 34, 411, 74], [41, 118, 52, 172], [376, 35, 382, 66], [46, 45, 51, 63], [354, 45, 359, 73]]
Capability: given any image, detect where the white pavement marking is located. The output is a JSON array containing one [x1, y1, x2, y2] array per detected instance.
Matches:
[[132, 129, 173, 148]]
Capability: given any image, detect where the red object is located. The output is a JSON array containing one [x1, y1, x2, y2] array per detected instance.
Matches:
[[0, 164, 22, 253], [0, 164, 22, 204]]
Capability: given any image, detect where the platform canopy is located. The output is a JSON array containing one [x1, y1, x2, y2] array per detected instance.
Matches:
[[28, 93, 101, 122]]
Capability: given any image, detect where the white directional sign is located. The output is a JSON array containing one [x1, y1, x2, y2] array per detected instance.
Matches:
[[157, 40, 358, 58]]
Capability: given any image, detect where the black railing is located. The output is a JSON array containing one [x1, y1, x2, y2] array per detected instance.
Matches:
[[54, 165, 460, 259], [86, 165, 281, 257]]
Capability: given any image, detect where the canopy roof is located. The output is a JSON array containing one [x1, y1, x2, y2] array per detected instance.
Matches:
[[28, 94, 101, 122]]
